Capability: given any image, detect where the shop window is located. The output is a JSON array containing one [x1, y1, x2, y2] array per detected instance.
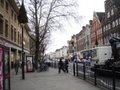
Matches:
[[5, 20, 8, 37], [11, 25, 13, 41], [0, 16, 3, 35]]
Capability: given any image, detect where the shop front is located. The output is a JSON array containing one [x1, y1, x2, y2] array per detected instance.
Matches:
[[0, 45, 10, 90]]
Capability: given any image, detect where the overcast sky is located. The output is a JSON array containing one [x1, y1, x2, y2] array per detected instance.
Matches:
[[45, 0, 105, 53]]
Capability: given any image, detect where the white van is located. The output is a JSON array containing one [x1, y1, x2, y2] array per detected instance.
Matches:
[[79, 46, 112, 64]]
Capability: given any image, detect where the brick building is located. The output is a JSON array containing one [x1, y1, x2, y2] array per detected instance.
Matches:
[[91, 12, 105, 48]]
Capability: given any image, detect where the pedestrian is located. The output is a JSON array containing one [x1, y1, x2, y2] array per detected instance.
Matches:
[[64, 59, 69, 73], [33, 60, 35, 72], [14, 59, 19, 75], [58, 58, 65, 73]]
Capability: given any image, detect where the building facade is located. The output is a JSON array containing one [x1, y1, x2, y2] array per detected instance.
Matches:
[[47, 46, 68, 60], [76, 26, 86, 51], [91, 12, 104, 48], [76, 21, 92, 52], [68, 35, 77, 53], [0, 0, 30, 68], [84, 23, 92, 49], [103, 0, 120, 45]]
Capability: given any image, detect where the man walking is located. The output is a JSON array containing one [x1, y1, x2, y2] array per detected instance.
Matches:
[[64, 59, 69, 73], [14, 60, 19, 75], [58, 58, 65, 73]]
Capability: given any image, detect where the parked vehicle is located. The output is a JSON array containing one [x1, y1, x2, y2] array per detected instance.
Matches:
[[79, 46, 112, 65], [91, 37, 120, 76]]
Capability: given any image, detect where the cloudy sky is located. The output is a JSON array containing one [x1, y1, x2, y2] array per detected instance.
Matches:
[[22, 0, 105, 53], [46, 0, 105, 53]]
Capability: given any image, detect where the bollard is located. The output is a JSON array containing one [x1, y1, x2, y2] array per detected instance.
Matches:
[[112, 65, 115, 90], [83, 62, 86, 80], [76, 62, 78, 77], [94, 64, 97, 86], [73, 63, 75, 76]]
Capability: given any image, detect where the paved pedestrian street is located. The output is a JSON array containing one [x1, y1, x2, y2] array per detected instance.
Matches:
[[11, 68, 102, 90]]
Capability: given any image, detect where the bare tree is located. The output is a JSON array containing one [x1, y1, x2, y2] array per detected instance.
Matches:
[[27, 0, 80, 69]]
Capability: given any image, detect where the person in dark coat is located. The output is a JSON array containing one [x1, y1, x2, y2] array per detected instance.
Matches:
[[14, 60, 19, 75], [64, 59, 69, 73], [58, 58, 65, 73]]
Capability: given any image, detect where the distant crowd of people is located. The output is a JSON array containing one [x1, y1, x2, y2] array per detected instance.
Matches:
[[73, 56, 91, 63], [13, 55, 92, 75]]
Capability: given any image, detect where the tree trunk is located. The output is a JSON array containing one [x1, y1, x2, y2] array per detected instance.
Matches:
[[34, 0, 39, 70], [35, 31, 39, 70]]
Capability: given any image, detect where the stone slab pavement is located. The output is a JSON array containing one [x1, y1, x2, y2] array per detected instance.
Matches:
[[11, 68, 102, 90]]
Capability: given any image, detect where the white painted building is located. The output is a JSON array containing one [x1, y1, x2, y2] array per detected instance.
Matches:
[[47, 46, 68, 60], [48, 52, 56, 60]]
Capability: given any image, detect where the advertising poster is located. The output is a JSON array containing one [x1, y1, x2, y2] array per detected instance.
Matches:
[[4, 51, 9, 90], [0, 48, 3, 90], [26, 56, 33, 72]]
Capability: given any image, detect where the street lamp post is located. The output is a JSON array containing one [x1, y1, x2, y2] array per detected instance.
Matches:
[[71, 39, 76, 76], [21, 24, 25, 79], [18, 0, 28, 80]]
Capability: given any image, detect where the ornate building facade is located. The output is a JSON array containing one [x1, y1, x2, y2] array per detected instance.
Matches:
[[0, 0, 30, 68]]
